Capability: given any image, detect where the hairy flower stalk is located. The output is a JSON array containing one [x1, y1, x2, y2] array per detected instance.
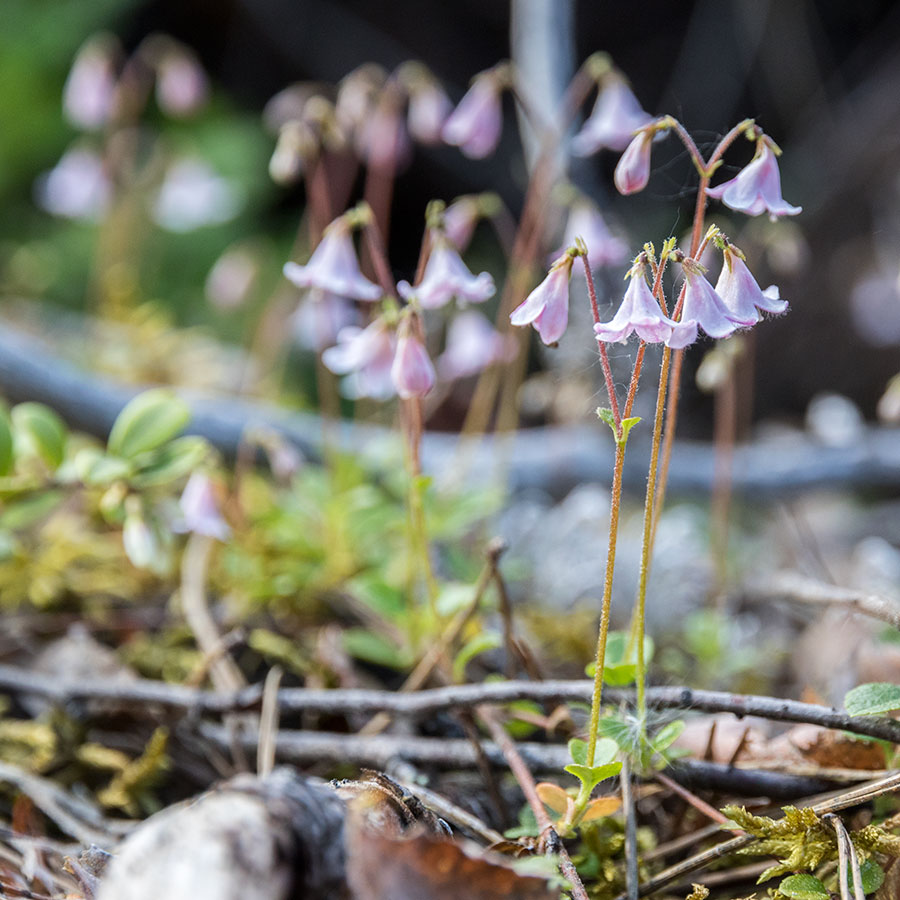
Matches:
[[582, 250, 666, 776]]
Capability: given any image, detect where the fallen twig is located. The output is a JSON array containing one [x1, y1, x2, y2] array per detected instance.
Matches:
[[2, 669, 898, 744], [748, 570, 900, 628]]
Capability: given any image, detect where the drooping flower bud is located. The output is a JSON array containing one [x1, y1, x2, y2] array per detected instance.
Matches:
[[614, 129, 654, 195], [391, 319, 436, 398], [154, 42, 208, 118]]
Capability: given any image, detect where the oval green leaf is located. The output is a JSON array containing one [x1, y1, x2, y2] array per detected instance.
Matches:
[[12, 402, 67, 469], [108, 390, 191, 460], [778, 874, 829, 900], [844, 682, 900, 717]]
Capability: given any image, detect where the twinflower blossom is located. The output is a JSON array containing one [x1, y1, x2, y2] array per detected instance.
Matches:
[[63, 35, 119, 131], [391, 323, 436, 398], [509, 252, 575, 345], [397, 238, 495, 309], [284, 216, 382, 301], [179, 472, 230, 541], [594, 265, 682, 344], [406, 79, 452, 144], [614, 130, 654, 195], [554, 199, 628, 269], [292, 290, 357, 352], [442, 71, 504, 159], [322, 319, 395, 399], [714, 245, 788, 323], [35, 145, 110, 221], [443, 196, 481, 251], [665, 264, 755, 349], [707, 140, 801, 220], [438, 311, 517, 379], [572, 77, 652, 156]]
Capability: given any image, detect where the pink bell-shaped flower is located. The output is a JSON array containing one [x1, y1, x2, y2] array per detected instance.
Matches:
[[438, 311, 517, 380], [442, 71, 504, 159], [283, 215, 382, 301], [509, 252, 575, 345], [667, 263, 754, 348], [391, 320, 436, 398], [179, 472, 230, 541], [63, 34, 119, 131], [714, 245, 788, 323], [707, 140, 801, 220], [553, 199, 628, 270], [322, 318, 397, 400], [443, 195, 481, 251], [155, 44, 208, 118], [614, 130, 654, 195], [572, 77, 652, 156], [407, 79, 453, 144], [397, 238, 495, 309], [292, 290, 358, 352], [594, 264, 681, 344]]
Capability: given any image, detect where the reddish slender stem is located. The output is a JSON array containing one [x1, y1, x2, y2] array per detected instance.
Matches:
[[582, 254, 621, 429]]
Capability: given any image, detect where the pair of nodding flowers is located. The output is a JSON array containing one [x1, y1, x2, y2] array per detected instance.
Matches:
[[283, 212, 498, 400]]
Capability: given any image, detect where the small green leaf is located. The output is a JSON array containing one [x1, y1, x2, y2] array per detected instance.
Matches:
[[129, 437, 208, 488], [452, 632, 501, 682], [73, 448, 135, 485], [652, 719, 686, 753], [342, 628, 412, 670], [12, 402, 67, 469], [108, 390, 191, 460], [0, 409, 13, 475], [564, 762, 622, 792], [844, 683, 900, 717], [778, 874, 829, 900], [618, 416, 641, 445], [568, 738, 588, 766], [853, 858, 885, 894]]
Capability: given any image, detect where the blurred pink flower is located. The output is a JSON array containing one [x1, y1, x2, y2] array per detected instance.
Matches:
[[284, 216, 382, 301], [391, 326, 436, 398], [509, 252, 574, 345], [358, 97, 411, 171], [63, 35, 119, 131], [442, 71, 504, 159], [443, 196, 481, 251], [322, 319, 396, 400], [714, 246, 788, 323], [155, 45, 209, 118], [292, 290, 358, 351], [594, 266, 680, 344], [614, 130, 653, 195], [205, 244, 259, 310], [153, 158, 241, 232], [707, 141, 801, 220], [554, 199, 628, 270], [572, 78, 652, 156], [35, 145, 110, 221], [438, 311, 517, 379], [397, 238, 495, 309], [666, 265, 753, 348], [179, 472, 230, 541], [407, 80, 452, 144]]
